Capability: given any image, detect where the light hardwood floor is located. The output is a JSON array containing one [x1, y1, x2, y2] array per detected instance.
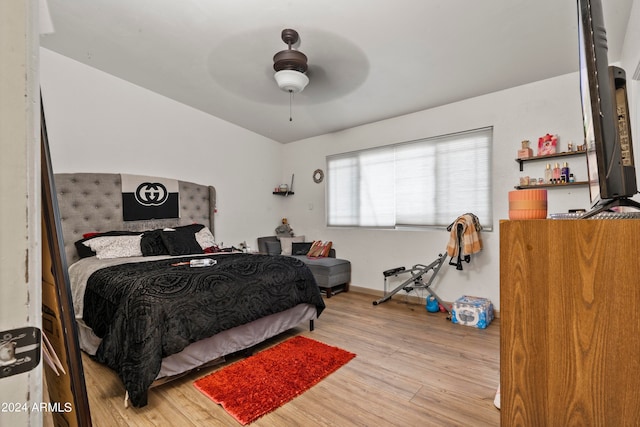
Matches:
[[54, 291, 500, 426]]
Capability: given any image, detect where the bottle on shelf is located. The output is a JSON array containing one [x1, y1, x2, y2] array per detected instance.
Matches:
[[553, 163, 561, 182], [561, 162, 570, 182], [544, 163, 552, 184]]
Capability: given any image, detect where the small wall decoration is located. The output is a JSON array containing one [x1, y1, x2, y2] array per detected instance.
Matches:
[[537, 134, 558, 156], [313, 169, 324, 183], [121, 174, 179, 221]]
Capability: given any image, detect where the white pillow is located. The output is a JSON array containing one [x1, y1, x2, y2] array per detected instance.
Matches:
[[83, 235, 143, 259], [195, 227, 216, 249], [279, 235, 305, 256]]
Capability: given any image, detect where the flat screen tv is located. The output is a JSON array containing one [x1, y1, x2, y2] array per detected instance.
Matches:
[[577, 0, 639, 218]]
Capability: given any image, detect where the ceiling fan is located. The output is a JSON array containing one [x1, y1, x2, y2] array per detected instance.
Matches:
[[273, 29, 309, 94]]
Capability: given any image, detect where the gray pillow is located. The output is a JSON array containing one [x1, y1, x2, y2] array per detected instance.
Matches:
[[265, 241, 282, 255]]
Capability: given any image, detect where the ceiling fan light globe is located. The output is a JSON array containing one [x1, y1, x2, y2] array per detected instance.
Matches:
[[274, 70, 309, 94]]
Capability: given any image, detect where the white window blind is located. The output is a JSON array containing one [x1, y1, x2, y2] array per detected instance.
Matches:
[[327, 127, 492, 229]]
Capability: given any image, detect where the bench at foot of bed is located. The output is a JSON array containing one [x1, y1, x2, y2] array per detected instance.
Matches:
[[294, 256, 351, 298]]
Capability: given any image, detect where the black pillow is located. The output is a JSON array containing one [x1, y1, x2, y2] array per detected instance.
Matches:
[[291, 242, 313, 256], [74, 230, 141, 259], [172, 223, 205, 234], [75, 238, 97, 259], [140, 229, 169, 256], [161, 229, 204, 256]]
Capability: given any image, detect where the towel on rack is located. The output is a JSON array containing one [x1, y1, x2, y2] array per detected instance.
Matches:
[[446, 214, 483, 270]]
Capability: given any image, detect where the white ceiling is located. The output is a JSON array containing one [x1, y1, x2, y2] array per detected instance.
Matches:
[[40, 0, 634, 144]]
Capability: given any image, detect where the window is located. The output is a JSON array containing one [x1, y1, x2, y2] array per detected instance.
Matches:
[[327, 127, 492, 229]]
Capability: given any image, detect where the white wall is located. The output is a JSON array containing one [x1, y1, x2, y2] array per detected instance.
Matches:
[[283, 73, 590, 309], [40, 48, 285, 248]]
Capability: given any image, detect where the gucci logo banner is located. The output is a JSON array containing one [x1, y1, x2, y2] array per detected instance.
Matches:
[[121, 174, 179, 221]]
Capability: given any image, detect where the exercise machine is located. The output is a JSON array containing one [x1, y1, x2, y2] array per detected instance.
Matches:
[[373, 213, 482, 312], [372, 252, 449, 314]]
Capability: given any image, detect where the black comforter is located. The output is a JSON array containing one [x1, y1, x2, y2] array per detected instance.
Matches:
[[83, 253, 325, 407]]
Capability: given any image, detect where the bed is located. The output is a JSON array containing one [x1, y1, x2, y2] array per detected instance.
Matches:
[[54, 173, 325, 407]]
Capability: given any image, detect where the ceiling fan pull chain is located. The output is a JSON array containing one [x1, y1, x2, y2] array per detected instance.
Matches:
[[289, 90, 293, 122]]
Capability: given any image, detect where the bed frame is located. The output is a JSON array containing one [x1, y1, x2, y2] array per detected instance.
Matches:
[[53, 172, 317, 384]]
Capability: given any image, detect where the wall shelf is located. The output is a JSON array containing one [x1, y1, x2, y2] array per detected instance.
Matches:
[[515, 151, 586, 171], [515, 181, 588, 190], [273, 191, 294, 196]]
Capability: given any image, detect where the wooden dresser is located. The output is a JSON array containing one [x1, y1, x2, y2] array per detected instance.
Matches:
[[500, 219, 640, 426]]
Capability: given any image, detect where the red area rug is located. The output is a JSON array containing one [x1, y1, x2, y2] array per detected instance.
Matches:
[[194, 335, 356, 425]]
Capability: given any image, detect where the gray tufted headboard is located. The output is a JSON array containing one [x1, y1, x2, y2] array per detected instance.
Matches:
[[54, 173, 216, 265]]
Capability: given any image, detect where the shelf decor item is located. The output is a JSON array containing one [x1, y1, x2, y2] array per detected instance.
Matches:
[[517, 140, 533, 159], [508, 189, 547, 219], [537, 133, 558, 156]]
